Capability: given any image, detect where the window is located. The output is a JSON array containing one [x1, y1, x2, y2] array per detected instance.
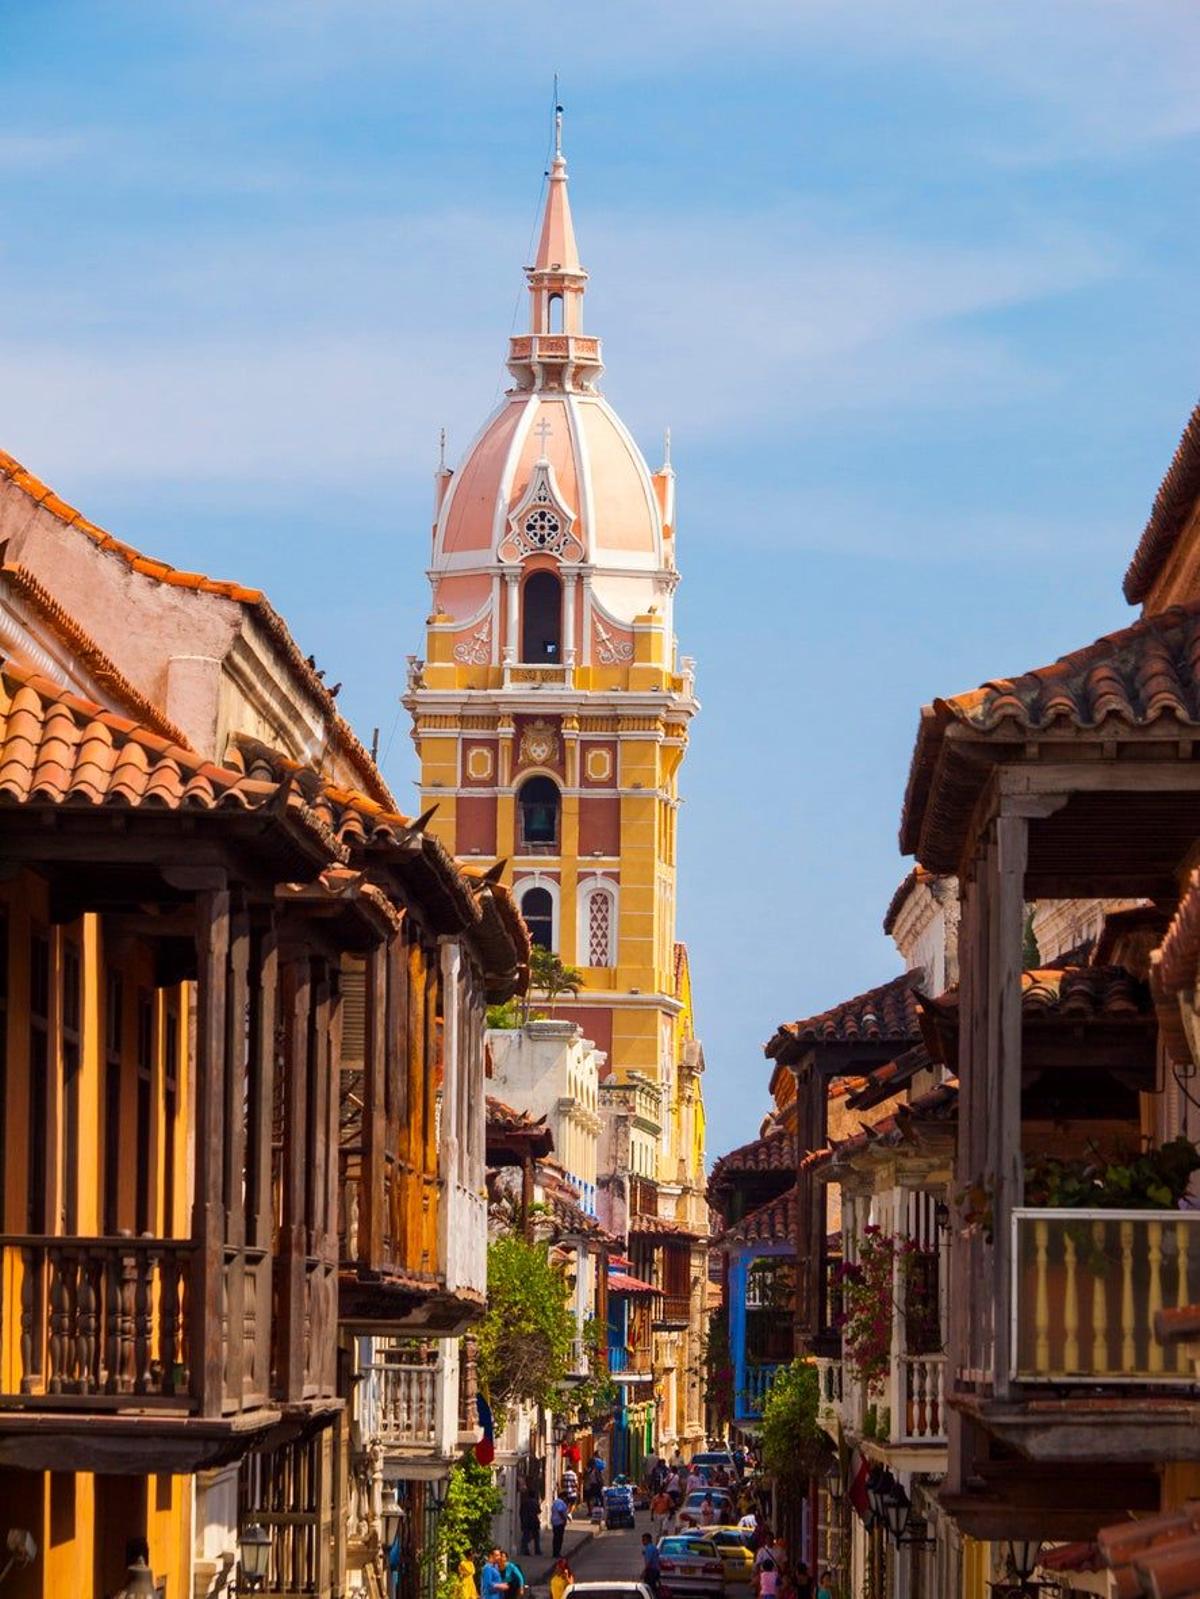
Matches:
[[582, 884, 616, 968], [517, 775, 561, 852], [520, 886, 554, 952], [521, 570, 562, 661], [547, 292, 564, 334]]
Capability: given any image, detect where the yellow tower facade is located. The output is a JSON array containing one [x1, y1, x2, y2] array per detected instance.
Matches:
[[405, 115, 699, 1167]]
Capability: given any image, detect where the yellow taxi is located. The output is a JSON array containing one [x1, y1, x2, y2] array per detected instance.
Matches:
[[706, 1529, 755, 1587]]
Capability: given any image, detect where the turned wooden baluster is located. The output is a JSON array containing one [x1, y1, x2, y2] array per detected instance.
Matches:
[[117, 1247, 137, 1393], [104, 1251, 121, 1393], [77, 1250, 98, 1394], [1092, 1220, 1109, 1376], [160, 1248, 180, 1394], [1148, 1221, 1165, 1376], [243, 1257, 257, 1400], [19, 1249, 38, 1393], [48, 1247, 70, 1392], [1120, 1221, 1135, 1372], [1063, 1230, 1079, 1374]]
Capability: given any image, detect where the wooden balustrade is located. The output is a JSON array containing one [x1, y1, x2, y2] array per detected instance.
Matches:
[[1013, 1209, 1200, 1381], [0, 1237, 278, 1415], [363, 1360, 439, 1447], [894, 1353, 945, 1443]]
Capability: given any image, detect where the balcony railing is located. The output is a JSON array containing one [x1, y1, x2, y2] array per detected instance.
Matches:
[[1013, 1209, 1200, 1382], [504, 663, 571, 690], [362, 1360, 438, 1447], [741, 1362, 782, 1415], [813, 1356, 843, 1429], [610, 1342, 652, 1375], [654, 1294, 691, 1327], [0, 1236, 272, 1415], [892, 1353, 946, 1443]]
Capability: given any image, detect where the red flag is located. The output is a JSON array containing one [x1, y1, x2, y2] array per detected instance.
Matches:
[[848, 1451, 871, 1522]]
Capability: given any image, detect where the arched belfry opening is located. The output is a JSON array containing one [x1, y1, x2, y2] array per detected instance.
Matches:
[[522, 570, 562, 663], [517, 776, 561, 852]]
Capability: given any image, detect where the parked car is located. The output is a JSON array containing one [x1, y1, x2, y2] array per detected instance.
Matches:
[[566, 1585, 655, 1599], [706, 1529, 755, 1586], [656, 1535, 726, 1598], [690, 1451, 737, 1475], [677, 1490, 735, 1529]]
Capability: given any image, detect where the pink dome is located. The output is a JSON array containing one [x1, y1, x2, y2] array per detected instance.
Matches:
[[436, 392, 664, 569]]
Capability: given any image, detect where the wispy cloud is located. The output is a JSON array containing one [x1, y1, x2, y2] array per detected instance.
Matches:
[[0, 197, 1119, 488]]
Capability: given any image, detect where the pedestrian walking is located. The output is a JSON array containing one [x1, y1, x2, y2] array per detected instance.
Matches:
[[641, 1534, 662, 1598], [481, 1550, 506, 1599], [816, 1572, 834, 1599], [550, 1558, 574, 1599], [500, 1552, 525, 1599], [792, 1561, 813, 1599], [518, 1486, 542, 1557], [651, 1485, 673, 1539], [550, 1489, 570, 1558], [756, 1558, 779, 1599]]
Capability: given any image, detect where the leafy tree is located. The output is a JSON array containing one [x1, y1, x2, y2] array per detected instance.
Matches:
[[428, 1457, 503, 1599], [701, 1307, 734, 1429], [486, 997, 522, 1030], [524, 948, 584, 1021], [760, 1358, 825, 1492], [476, 1235, 577, 1422]]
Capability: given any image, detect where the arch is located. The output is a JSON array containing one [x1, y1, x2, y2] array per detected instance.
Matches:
[[517, 775, 561, 853], [577, 875, 618, 968], [548, 292, 564, 334], [517, 878, 558, 952], [521, 569, 563, 662]]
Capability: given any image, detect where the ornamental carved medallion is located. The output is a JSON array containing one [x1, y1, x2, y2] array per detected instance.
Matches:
[[519, 718, 560, 769]]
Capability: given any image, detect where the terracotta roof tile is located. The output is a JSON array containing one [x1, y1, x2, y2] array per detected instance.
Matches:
[[844, 1044, 932, 1111], [717, 1185, 798, 1249], [0, 657, 344, 865], [882, 867, 933, 935], [765, 971, 923, 1063], [920, 966, 1150, 1068], [823, 1080, 958, 1169], [0, 446, 392, 807], [1125, 399, 1200, 604], [708, 1126, 793, 1195], [608, 1269, 659, 1296], [627, 1214, 704, 1241], [901, 599, 1200, 866]]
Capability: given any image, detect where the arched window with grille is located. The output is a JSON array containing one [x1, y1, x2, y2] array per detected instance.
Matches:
[[520, 884, 555, 952], [578, 878, 617, 968], [517, 775, 561, 852]]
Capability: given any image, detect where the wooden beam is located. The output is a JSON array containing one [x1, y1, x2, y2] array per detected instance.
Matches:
[[192, 885, 229, 1419], [362, 941, 388, 1268]]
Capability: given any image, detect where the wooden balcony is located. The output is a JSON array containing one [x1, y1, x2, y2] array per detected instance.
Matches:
[[653, 1293, 691, 1328], [952, 1210, 1200, 1462], [0, 1235, 280, 1473]]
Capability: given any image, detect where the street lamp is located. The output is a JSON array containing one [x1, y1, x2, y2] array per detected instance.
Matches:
[[114, 1557, 157, 1598], [0, 1531, 36, 1589], [1006, 1540, 1043, 1584], [825, 1459, 844, 1505], [380, 1483, 405, 1549], [238, 1522, 272, 1590], [865, 1468, 886, 1525]]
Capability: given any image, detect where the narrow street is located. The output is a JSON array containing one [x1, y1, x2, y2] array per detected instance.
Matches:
[[526, 1518, 649, 1593]]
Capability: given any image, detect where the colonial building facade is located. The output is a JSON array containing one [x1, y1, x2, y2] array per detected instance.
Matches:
[[404, 115, 709, 1452]]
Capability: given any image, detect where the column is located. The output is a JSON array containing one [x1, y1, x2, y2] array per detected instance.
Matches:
[[563, 571, 578, 668], [580, 570, 593, 666], [193, 885, 229, 1418], [504, 571, 519, 666]]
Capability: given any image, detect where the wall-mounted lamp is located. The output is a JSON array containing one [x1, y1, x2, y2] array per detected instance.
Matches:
[[380, 1483, 405, 1550], [0, 1530, 36, 1588], [114, 1557, 158, 1599], [238, 1522, 272, 1590]]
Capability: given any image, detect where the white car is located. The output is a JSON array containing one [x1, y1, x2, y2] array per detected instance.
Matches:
[[566, 1585, 655, 1599], [677, 1490, 735, 1529]]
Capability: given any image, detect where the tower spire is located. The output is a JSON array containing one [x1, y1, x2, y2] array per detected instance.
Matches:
[[533, 103, 581, 276], [508, 102, 602, 395]]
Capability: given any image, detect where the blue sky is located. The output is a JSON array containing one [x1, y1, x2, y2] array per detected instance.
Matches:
[[2, 2, 1199, 1157]]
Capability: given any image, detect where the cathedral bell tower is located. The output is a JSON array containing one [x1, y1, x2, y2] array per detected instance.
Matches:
[[405, 112, 698, 1108]]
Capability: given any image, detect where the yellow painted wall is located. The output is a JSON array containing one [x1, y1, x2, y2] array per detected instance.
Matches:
[[0, 872, 193, 1598]]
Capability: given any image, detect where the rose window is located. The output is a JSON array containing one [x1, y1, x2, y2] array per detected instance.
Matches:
[[523, 508, 563, 549]]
